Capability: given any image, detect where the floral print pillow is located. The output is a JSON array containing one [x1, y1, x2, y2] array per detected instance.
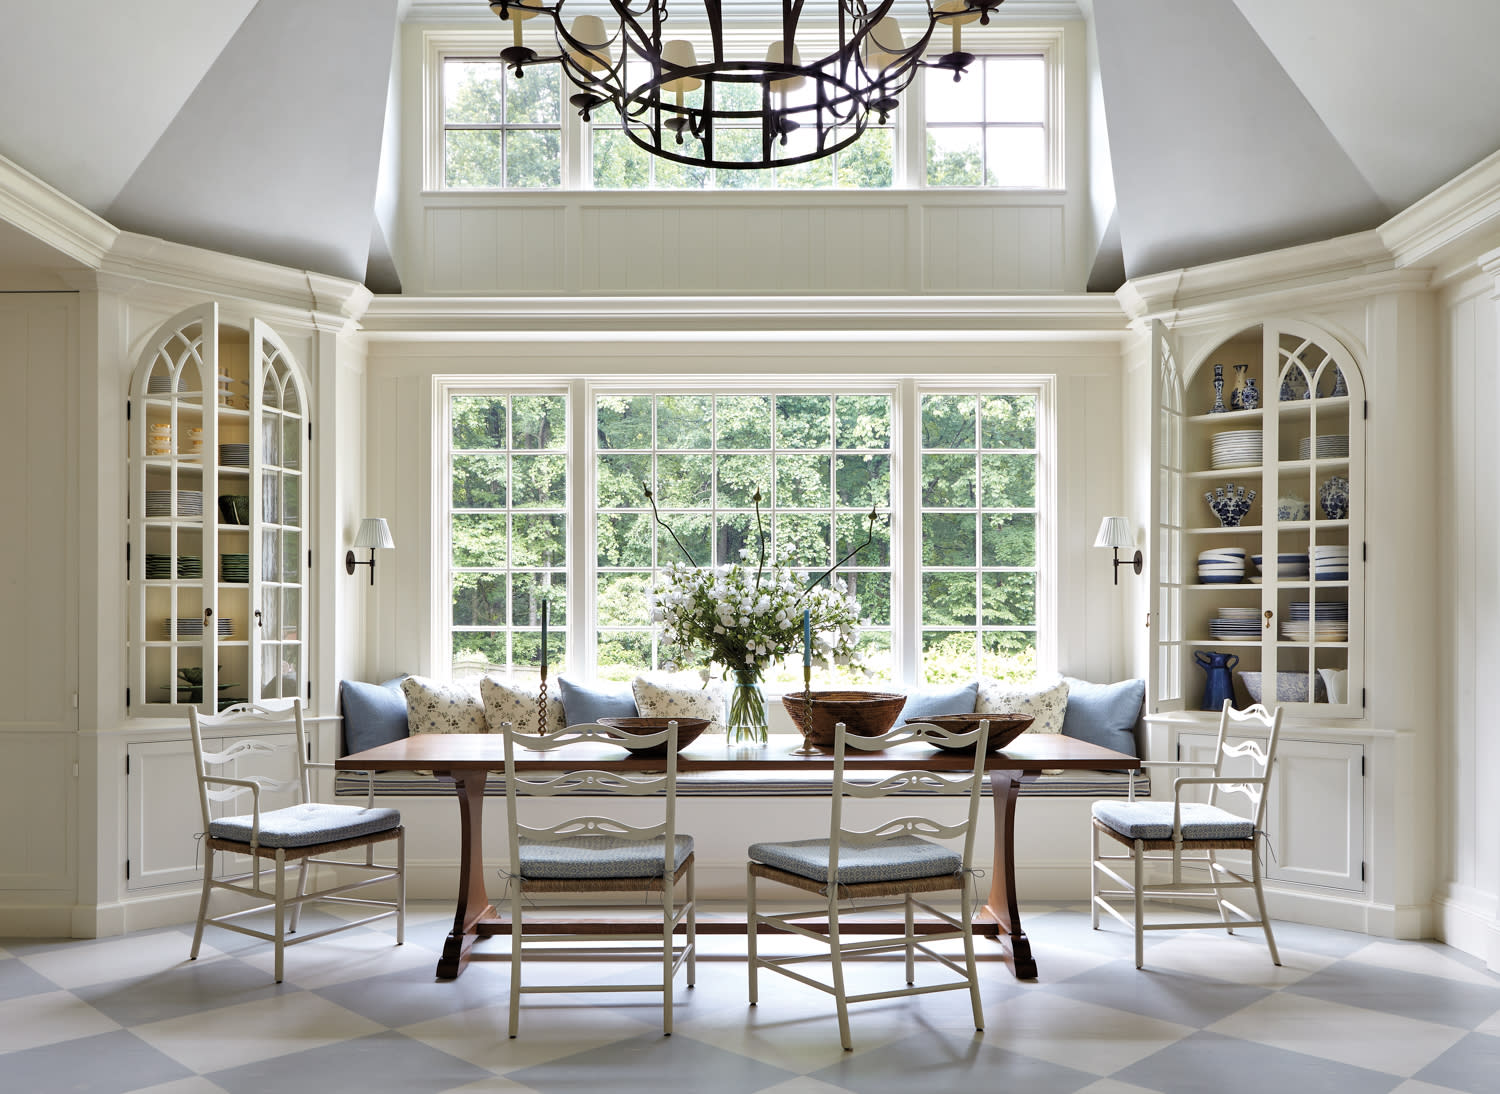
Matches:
[[631, 676, 727, 733], [402, 675, 488, 735], [974, 676, 1070, 736], [480, 675, 566, 736]]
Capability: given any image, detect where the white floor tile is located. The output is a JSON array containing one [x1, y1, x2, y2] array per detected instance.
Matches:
[[1389, 1082, 1474, 1094], [1140, 934, 1333, 986], [431, 1079, 538, 1093], [19, 931, 224, 989], [0, 989, 119, 1053], [753, 1078, 869, 1094], [132, 989, 384, 1072], [237, 930, 441, 989], [1206, 990, 1468, 1077], [1346, 941, 1500, 987], [399, 996, 662, 1074], [1075, 1080, 1176, 1094], [980, 992, 1194, 1076], [1472, 1006, 1500, 1036], [125, 1078, 235, 1094]]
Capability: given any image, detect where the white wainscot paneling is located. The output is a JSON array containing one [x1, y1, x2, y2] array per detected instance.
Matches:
[[0, 733, 76, 891], [923, 203, 1065, 292], [426, 204, 566, 293]]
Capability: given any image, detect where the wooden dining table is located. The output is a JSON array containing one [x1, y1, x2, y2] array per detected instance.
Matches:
[[336, 731, 1138, 981]]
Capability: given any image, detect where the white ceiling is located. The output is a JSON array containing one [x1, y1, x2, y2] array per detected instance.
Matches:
[[0, 0, 1496, 288]]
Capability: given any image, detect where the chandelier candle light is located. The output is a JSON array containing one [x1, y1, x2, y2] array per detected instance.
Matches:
[[486, 0, 1006, 170], [647, 484, 873, 744]]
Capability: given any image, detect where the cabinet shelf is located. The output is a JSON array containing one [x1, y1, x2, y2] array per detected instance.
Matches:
[[1188, 525, 1263, 534], [1188, 407, 1262, 426], [1190, 466, 1262, 479], [1275, 395, 1351, 418]]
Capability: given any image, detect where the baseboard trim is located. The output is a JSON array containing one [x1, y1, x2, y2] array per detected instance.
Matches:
[[1434, 891, 1500, 969]]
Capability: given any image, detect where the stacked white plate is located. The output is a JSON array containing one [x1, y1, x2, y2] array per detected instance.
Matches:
[[219, 443, 250, 468], [1198, 547, 1246, 584], [1251, 552, 1309, 578], [1281, 599, 1348, 641], [1312, 543, 1349, 580], [146, 489, 203, 517], [1208, 606, 1260, 639], [165, 617, 233, 639], [1297, 434, 1350, 461], [1211, 429, 1263, 469], [147, 376, 190, 394]]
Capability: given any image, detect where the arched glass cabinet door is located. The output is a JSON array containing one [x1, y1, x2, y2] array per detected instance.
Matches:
[[128, 303, 218, 713], [249, 320, 309, 705]]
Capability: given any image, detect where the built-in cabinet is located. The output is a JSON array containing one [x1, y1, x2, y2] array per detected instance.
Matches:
[[127, 304, 311, 716]]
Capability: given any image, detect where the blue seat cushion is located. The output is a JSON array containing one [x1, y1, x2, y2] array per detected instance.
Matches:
[[1061, 677, 1144, 760], [516, 834, 694, 880], [1092, 800, 1254, 841], [340, 678, 410, 754], [557, 677, 638, 726], [749, 836, 962, 885], [209, 803, 402, 849], [898, 682, 979, 724]]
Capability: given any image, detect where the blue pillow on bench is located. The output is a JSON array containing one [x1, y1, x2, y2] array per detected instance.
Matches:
[[898, 682, 979, 725], [341, 677, 410, 754], [558, 677, 638, 726], [1060, 676, 1144, 758]]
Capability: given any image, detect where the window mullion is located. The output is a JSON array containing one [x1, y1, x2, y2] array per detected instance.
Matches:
[[896, 378, 920, 682], [572, 378, 593, 679]]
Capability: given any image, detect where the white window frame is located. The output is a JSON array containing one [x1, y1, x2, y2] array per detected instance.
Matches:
[[424, 26, 1063, 192], [434, 375, 1055, 688]]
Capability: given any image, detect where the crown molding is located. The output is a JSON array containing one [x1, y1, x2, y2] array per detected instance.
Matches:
[[358, 292, 1128, 339], [0, 154, 117, 269], [1380, 147, 1500, 280], [1116, 231, 1397, 324], [404, 0, 1083, 25]]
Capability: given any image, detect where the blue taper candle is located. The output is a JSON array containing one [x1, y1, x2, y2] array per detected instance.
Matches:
[[540, 598, 548, 679], [803, 608, 812, 668]]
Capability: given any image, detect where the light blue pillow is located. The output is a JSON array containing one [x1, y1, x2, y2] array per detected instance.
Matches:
[[340, 678, 410, 754], [899, 682, 979, 724], [1060, 676, 1144, 759], [558, 677, 638, 726]]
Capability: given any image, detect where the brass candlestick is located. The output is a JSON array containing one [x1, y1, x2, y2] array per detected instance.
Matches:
[[537, 669, 549, 736], [791, 663, 821, 754]]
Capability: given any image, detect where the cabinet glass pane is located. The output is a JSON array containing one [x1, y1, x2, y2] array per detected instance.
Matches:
[[262, 473, 281, 524], [281, 532, 300, 582], [262, 530, 280, 580], [281, 588, 300, 641], [262, 372, 281, 410], [282, 417, 300, 470], [261, 585, 280, 639], [283, 475, 300, 528], [262, 415, 281, 468]]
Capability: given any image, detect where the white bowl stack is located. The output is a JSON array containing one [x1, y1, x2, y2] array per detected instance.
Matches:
[[1312, 543, 1349, 580], [1211, 429, 1263, 469], [1198, 547, 1246, 584], [1251, 552, 1309, 579]]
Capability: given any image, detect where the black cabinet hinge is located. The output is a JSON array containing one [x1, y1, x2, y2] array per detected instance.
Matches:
[[125, 687, 131, 709], [307, 681, 312, 702], [125, 754, 130, 775], [307, 549, 312, 569], [125, 859, 130, 880], [126, 399, 132, 421], [1363, 542, 1367, 562], [1360, 862, 1365, 882], [1363, 400, 1368, 420], [1361, 755, 1366, 777], [1362, 687, 1366, 707], [307, 422, 312, 442], [126, 541, 131, 580]]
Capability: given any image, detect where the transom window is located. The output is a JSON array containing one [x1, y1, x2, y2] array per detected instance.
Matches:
[[441, 381, 1049, 687], [442, 58, 563, 189], [925, 55, 1049, 187]]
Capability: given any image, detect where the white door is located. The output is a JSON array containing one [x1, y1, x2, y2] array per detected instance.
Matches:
[[125, 740, 208, 890]]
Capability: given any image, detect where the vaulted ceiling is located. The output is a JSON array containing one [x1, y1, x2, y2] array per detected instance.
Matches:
[[2, 0, 1497, 292]]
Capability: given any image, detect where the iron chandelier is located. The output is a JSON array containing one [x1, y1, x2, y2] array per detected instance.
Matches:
[[486, 0, 1006, 169]]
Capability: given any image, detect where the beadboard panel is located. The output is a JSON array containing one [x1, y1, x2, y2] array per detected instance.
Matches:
[[417, 195, 1069, 295], [0, 733, 75, 890]]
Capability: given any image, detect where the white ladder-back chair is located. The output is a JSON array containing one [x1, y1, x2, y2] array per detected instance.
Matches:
[[187, 699, 405, 982], [499, 720, 696, 1038], [747, 720, 990, 1052], [1090, 700, 1283, 969]]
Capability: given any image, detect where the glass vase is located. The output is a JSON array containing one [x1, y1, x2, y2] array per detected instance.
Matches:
[[727, 665, 769, 745]]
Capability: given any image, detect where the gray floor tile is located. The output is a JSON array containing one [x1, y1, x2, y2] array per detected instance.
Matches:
[[1286, 963, 1500, 1029], [1044, 961, 1270, 1027], [1114, 1030, 1402, 1094], [1413, 1032, 1500, 1094], [506, 1032, 797, 1092], [0, 1029, 191, 1094], [315, 964, 512, 1028], [0, 955, 60, 1001], [811, 1032, 1096, 1094], [208, 1030, 491, 1094], [1258, 919, 1373, 958], [75, 956, 292, 1026]]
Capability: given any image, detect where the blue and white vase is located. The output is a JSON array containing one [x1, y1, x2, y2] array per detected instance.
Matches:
[[1242, 377, 1260, 410], [1280, 371, 1298, 402], [1210, 364, 1227, 413], [1328, 366, 1349, 399], [1319, 475, 1350, 520], [1229, 364, 1249, 410]]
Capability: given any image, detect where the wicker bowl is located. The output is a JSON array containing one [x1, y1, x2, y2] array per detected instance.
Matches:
[[901, 713, 1035, 752], [780, 691, 908, 748], [596, 717, 710, 756]]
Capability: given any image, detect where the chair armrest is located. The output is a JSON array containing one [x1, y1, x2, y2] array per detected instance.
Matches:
[[1165, 774, 1268, 839], [326, 765, 379, 808], [1139, 759, 1215, 767], [202, 776, 263, 848]]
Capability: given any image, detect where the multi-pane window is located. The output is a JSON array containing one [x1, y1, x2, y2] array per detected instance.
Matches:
[[925, 54, 1048, 187], [448, 393, 568, 681], [919, 393, 1039, 683], [442, 58, 562, 189], [594, 393, 894, 682]]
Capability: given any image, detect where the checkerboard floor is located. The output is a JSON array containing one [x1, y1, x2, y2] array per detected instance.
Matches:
[[3, 900, 1499, 1094]]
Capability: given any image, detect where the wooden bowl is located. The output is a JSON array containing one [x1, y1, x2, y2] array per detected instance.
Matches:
[[901, 713, 1035, 752], [780, 691, 907, 748], [596, 717, 710, 755]]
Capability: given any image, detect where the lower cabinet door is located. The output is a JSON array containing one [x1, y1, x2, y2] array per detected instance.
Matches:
[[1175, 731, 1365, 892], [126, 740, 208, 891]]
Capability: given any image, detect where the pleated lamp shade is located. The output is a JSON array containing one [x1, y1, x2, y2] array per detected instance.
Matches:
[[1093, 517, 1133, 550], [353, 518, 395, 551]]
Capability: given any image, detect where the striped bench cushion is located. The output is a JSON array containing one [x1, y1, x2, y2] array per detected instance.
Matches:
[[515, 834, 693, 880], [750, 836, 962, 885], [209, 803, 401, 849], [1092, 800, 1255, 841], [336, 770, 1150, 799]]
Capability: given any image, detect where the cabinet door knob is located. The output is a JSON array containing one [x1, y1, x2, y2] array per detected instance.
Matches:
[[204, 607, 213, 620], [1264, 609, 1273, 630], [254, 609, 263, 628]]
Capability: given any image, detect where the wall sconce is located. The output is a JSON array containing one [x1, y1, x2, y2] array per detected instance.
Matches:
[[346, 518, 394, 585], [1094, 516, 1142, 585]]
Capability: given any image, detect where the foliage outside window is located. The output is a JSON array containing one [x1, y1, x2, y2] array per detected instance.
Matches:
[[443, 59, 562, 188], [449, 393, 568, 682], [595, 393, 893, 683], [925, 55, 1048, 187], [919, 393, 1039, 683]]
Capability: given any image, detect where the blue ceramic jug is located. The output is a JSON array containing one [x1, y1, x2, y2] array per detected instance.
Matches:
[[1194, 650, 1239, 712]]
